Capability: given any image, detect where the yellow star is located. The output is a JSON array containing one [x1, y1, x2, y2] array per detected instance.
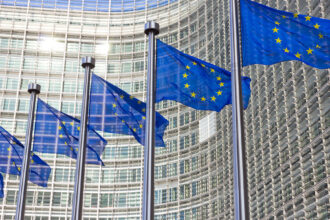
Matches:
[[142, 116, 146, 120], [210, 68, 215, 72], [275, 38, 281, 43], [191, 92, 196, 98], [31, 160, 34, 164], [139, 124, 143, 128], [7, 147, 11, 151], [70, 122, 74, 126], [217, 76, 221, 81], [295, 52, 301, 58], [201, 97, 206, 101], [142, 108, 146, 112], [272, 27, 279, 33], [65, 141, 68, 145], [129, 95, 134, 99], [211, 96, 216, 101], [284, 48, 289, 53], [138, 101, 141, 104], [192, 62, 197, 65], [59, 134, 63, 138], [275, 21, 280, 25], [62, 121, 66, 125], [12, 161, 15, 165], [112, 103, 116, 108], [282, 15, 286, 18], [183, 73, 188, 78], [133, 128, 137, 132], [201, 64, 205, 67], [318, 33, 323, 39], [18, 167, 21, 171], [76, 148, 78, 151], [314, 23, 320, 29], [217, 90, 222, 96], [293, 13, 298, 18], [58, 126, 62, 130], [77, 127, 80, 131], [70, 147, 73, 151], [306, 48, 313, 54], [122, 120, 125, 123], [31, 152, 34, 156], [186, 65, 190, 70], [184, 83, 190, 88], [305, 16, 311, 21], [114, 113, 118, 116], [219, 82, 224, 87], [316, 44, 321, 48], [120, 95, 124, 99], [11, 141, 16, 145]]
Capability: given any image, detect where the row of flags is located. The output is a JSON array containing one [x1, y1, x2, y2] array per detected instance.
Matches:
[[0, 0, 328, 202], [0, 40, 252, 198]]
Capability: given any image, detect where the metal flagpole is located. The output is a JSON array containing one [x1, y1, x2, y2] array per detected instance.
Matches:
[[15, 83, 41, 220], [229, 0, 249, 219], [71, 57, 95, 220], [142, 21, 159, 220]]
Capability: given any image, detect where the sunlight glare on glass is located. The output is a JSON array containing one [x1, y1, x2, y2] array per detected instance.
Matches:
[[40, 37, 64, 52], [95, 42, 109, 55]]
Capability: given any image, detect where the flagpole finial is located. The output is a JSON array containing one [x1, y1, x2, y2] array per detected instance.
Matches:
[[28, 83, 41, 94], [144, 21, 159, 35], [81, 56, 95, 69]]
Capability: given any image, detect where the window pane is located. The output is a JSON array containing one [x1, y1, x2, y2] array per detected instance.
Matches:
[[121, 62, 132, 73], [2, 99, 16, 111], [6, 78, 19, 90]]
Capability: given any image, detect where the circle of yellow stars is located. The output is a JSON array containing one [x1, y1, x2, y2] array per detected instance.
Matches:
[[183, 61, 224, 102], [111, 93, 145, 134], [7, 142, 35, 172], [58, 121, 80, 153], [272, 13, 323, 60]]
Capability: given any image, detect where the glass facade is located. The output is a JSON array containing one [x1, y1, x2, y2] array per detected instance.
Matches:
[[0, 0, 329, 219]]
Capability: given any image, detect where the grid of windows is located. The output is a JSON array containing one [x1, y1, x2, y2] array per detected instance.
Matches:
[[0, 0, 328, 219]]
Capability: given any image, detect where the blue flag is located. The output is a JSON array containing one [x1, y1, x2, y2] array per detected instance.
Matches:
[[241, 0, 330, 69], [156, 40, 251, 111], [0, 173, 3, 198], [89, 74, 169, 147], [0, 126, 51, 187], [33, 99, 106, 165]]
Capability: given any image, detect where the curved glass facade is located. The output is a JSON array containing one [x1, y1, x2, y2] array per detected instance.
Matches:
[[0, 0, 329, 219], [0, 0, 178, 12]]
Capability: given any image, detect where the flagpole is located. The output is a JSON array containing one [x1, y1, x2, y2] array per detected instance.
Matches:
[[229, 0, 249, 219], [71, 57, 95, 220], [142, 21, 159, 220], [15, 83, 41, 220]]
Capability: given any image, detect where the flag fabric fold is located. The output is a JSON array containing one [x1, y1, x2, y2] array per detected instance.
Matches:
[[33, 99, 106, 165], [156, 40, 251, 111], [241, 0, 330, 69], [0, 173, 4, 198], [89, 74, 169, 147], [0, 126, 51, 187]]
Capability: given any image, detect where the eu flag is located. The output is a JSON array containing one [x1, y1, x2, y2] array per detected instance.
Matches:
[[33, 99, 106, 165], [241, 0, 330, 69], [0, 173, 3, 198], [0, 126, 51, 187], [89, 74, 169, 147], [156, 40, 251, 111]]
